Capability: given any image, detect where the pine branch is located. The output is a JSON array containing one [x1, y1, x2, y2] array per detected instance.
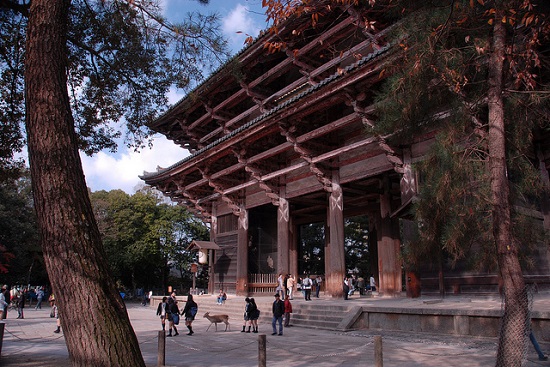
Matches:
[[0, 0, 30, 17]]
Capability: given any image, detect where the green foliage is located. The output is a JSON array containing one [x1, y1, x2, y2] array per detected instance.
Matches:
[[90, 187, 209, 292], [407, 131, 494, 273], [344, 216, 372, 276], [299, 216, 372, 276], [0, 0, 229, 157], [0, 8, 26, 170], [374, 0, 550, 273], [298, 222, 325, 275], [0, 169, 44, 284]]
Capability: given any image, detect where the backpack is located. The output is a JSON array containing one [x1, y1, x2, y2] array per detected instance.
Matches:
[[190, 306, 198, 317]]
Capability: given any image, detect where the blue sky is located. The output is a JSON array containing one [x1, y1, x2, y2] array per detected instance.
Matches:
[[80, 0, 268, 194]]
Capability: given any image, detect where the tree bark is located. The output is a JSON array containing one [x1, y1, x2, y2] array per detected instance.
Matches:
[[24, 1, 145, 366], [488, 5, 528, 367]]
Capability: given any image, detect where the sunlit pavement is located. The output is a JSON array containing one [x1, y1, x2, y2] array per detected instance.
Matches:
[[1, 295, 549, 367]]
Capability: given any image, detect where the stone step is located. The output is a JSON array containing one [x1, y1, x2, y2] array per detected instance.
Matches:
[[290, 314, 342, 323], [185, 296, 351, 332]]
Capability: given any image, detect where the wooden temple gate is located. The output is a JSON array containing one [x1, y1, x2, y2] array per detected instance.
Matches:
[[141, 8, 550, 297]]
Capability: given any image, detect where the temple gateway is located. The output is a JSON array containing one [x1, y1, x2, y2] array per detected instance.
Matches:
[[141, 8, 550, 297]]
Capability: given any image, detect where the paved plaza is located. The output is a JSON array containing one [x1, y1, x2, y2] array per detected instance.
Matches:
[[1, 296, 549, 367]]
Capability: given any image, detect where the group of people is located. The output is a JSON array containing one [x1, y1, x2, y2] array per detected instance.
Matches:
[[241, 297, 260, 333], [156, 292, 198, 337], [0, 285, 61, 333], [343, 274, 376, 300], [276, 273, 323, 301], [0, 285, 50, 320]]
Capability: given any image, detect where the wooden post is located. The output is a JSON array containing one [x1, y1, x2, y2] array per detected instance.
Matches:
[[377, 176, 402, 295], [277, 188, 290, 275], [258, 334, 266, 367], [326, 170, 345, 298], [0, 322, 4, 356], [157, 330, 165, 366], [236, 206, 249, 296], [374, 335, 383, 367]]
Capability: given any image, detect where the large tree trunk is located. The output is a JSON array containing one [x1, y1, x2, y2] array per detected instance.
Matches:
[[489, 6, 528, 367], [24, 1, 145, 366]]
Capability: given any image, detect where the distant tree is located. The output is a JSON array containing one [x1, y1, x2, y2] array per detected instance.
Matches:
[[154, 201, 209, 291], [344, 216, 371, 276], [90, 188, 209, 293], [298, 222, 325, 275], [0, 168, 42, 284], [1, 0, 229, 365]]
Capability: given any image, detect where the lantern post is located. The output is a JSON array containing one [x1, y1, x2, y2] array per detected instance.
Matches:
[[187, 241, 221, 295]]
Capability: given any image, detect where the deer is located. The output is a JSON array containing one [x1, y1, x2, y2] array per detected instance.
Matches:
[[203, 312, 230, 332]]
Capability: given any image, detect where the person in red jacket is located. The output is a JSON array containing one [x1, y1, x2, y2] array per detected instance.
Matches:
[[283, 297, 293, 327]]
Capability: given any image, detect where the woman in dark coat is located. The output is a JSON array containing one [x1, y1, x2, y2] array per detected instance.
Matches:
[[181, 294, 198, 335], [249, 298, 260, 333]]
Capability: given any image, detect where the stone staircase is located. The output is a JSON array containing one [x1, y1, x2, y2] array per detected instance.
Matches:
[[289, 302, 357, 330], [194, 295, 358, 332]]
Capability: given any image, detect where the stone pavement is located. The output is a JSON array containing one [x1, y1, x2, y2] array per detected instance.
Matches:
[[1, 294, 549, 367]]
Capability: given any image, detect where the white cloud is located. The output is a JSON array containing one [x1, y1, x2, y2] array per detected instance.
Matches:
[[81, 135, 189, 194], [167, 87, 186, 105], [80, 2, 266, 194], [222, 4, 264, 52]]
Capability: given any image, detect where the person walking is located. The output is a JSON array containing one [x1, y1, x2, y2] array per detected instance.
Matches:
[[241, 297, 253, 333], [283, 297, 292, 327], [156, 296, 168, 331], [181, 294, 198, 335], [2, 286, 10, 319], [249, 298, 260, 333], [302, 276, 313, 301], [530, 330, 548, 361], [357, 276, 365, 295], [17, 288, 26, 319], [276, 273, 285, 300], [343, 276, 350, 300], [0, 285, 7, 319], [166, 297, 180, 336], [272, 293, 284, 336], [315, 275, 323, 298], [283, 274, 289, 299], [53, 298, 61, 333], [369, 274, 377, 292], [287, 275, 295, 300], [35, 287, 44, 310]]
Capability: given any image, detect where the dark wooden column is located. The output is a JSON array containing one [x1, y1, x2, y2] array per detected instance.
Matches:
[[377, 177, 402, 295], [209, 203, 218, 294], [236, 206, 249, 296], [326, 171, 345, 298], [277, 186, 290, 275], [289, 214, 298, 280], [538, 148, 550, 232]]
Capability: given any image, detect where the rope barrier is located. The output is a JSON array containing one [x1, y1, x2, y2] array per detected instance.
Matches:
[[2, 327, 65, 342]]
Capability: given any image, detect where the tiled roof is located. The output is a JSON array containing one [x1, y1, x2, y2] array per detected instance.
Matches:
[[141, 44, 390, 179]]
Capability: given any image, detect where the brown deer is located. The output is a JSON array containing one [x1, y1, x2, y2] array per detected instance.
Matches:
[[203, 312, 230, 331]]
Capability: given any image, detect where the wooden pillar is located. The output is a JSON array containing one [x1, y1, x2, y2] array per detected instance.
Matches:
[[277, 187, 290, 274], [537, 148, 550, 232], [377, 177, 402, 296], [289, 215, 298, 279], [236, 206, 249, 296], [209, 203, 218, 294], [326, 170, 345, 298]]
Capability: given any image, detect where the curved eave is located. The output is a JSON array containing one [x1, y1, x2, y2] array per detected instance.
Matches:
[[140, 44, 392, 184], [149, 19, 300, 129]]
